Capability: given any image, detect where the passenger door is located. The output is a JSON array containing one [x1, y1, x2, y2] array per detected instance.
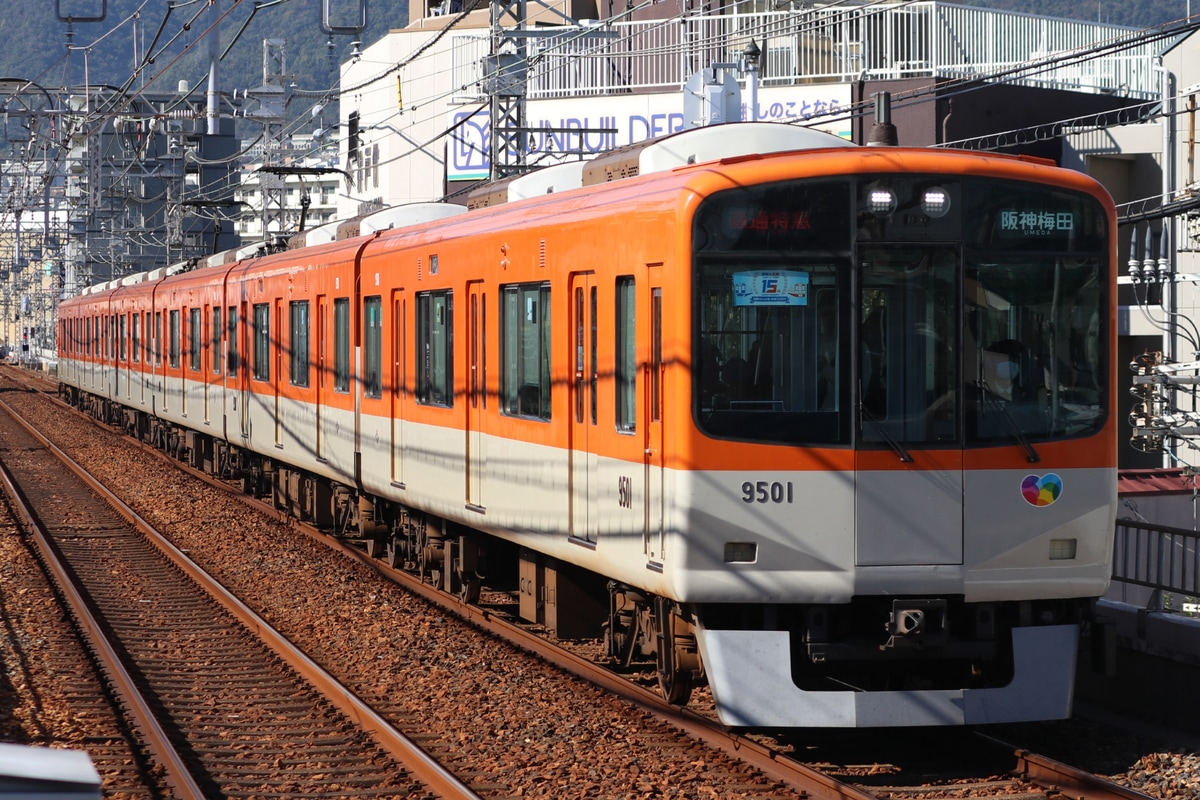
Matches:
[[390, 289, 406, 485], [465, 282, 485, 508], [316, 295, 328, 460], [644, 282, 666, 563], [569, 272, 597, 544]]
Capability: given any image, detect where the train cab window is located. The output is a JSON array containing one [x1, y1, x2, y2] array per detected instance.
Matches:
[[212, 308, 222, 375], [501, 282, 551, 420], [334, 298, 350, 393], [253, 303, 270, 381], [963, 180, 1108, 443], [693, 179, 852, 446], [169, 310, 180, 369], [290, 300, 310, 388], [131, 313, 140, 363], [615, 277, 636, 433], [695, 260, 848, 446], [967, 257, 1104, 442], [363, 296, 382, 398], [189, 308, 202, 371], [417, 290, 453, 407]]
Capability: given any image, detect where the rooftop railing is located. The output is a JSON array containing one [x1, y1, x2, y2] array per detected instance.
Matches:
[[450, 2, 1158, 106]]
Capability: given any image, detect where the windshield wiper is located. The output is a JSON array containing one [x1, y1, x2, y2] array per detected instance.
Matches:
[[980, 386, 1041, 463], [859, 403, 913, 462]]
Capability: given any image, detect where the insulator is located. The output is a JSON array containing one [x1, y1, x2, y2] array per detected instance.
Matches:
[[1158, 226, 1171, 282], [1131, 433, 1165, 453]]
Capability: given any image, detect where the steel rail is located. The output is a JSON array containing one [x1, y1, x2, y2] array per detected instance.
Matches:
[[0, 394, 481, 800], [0, 404, 208, 800], [980, 734, 1161, 800]]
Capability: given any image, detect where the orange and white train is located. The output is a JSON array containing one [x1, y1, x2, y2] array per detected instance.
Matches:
[[57, 122, 1117, 727]]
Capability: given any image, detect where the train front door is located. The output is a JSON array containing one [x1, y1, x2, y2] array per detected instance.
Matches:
[[855, 245, 963, 567], [569, 272, 597, 544]]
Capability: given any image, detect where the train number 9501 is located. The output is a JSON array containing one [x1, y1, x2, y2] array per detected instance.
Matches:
[[741, 481, 794, 504]]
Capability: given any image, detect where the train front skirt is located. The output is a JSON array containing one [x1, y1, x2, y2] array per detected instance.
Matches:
[[696, 623, 1077, 727]]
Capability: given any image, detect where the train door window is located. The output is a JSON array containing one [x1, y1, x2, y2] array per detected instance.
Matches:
[[590, 286, 598, 425], [189, 308, 202, 371], [253, 302, 270, 381], [615, 277, 636, 433], [212, 308, 222, 375], [290, 300, 310, 387], [84, 318, 90, 356], [227, 306, 239, 377], [131, 313, 140, 363], [169, 310, 180, 369], [416, 290, 453, 407], [363, 296, 382, 398], [859, 246, 958, 445], [118, 315, 127, 361], [651, 288, 662, 423], [500, 282, 551, 420], [334, 297, 350, 393], [153, 312, 161, 365]]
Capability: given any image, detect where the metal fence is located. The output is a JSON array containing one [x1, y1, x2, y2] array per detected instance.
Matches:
[[1112, 519, 1200, 607], [450, 1, 1157, 103]]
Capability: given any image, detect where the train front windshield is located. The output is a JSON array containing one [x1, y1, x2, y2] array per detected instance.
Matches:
[[693, 175, 1109, 448]]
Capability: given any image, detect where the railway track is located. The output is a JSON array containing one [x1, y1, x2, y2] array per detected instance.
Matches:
[[0, 388, 469, 798], [0, 365, 1177, 800]]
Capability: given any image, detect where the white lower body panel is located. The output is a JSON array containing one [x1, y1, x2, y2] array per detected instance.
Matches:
[[697, 623, 1077, 727]]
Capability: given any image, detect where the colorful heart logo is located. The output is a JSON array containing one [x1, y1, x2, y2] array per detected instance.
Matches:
[[1021, 473, 1063, 507]]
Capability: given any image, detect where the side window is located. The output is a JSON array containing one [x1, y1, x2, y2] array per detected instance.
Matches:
[[501, 282, 551, 420], [189, 308, 202, 371], [616, 277, 636, 432], [169, 310, 180, 369], [253, 302, 270, 381], [132, 313, 140, 363], [154, 312, 162, 365], [334, 297, 350, 393], [416, 290, 453, 406], [119, 314, 128, 361], [363, 296, 382, 398], [212, 307, 222, 375], [290, 300, 310, 387], [227, 306, 239, 377]]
